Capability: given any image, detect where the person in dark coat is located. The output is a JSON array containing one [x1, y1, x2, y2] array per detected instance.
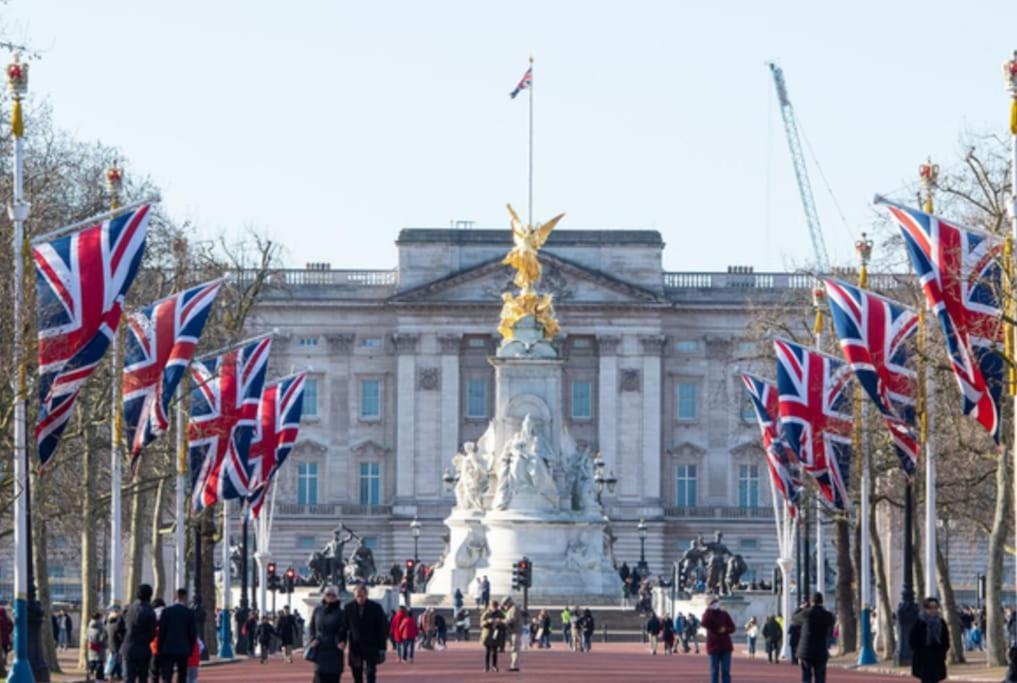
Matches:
[[276, 606, 297, 664], [308, 586, 348, 683], [909, 597, 950, 683], [343, 583, 388, 683], [156, 589, 196, 683], [762, 614, 782, 663], [788, 603, 806, 665], [701, 597, 735, 683], [255, 616, 277, 664], [792, 592, 835, 683], [121, 584, 157, 683]]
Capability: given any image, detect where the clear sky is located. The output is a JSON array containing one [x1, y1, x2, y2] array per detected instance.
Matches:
[[8, 1, 1017, 271]]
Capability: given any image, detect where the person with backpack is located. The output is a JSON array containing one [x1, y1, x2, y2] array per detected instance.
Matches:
[[86, 612, 108, 681]]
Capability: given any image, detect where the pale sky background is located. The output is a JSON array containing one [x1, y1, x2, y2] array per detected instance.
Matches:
[[7, 1, 1017, 271]]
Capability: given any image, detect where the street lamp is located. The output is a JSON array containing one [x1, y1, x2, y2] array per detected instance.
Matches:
[[637, 518, 648, 575], [592, 451, 617, 507], [410, 516, 421, 564], [442, 467, 458, 493]]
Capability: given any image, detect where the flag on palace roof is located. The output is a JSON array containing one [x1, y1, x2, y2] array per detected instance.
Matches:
[[881, 199, 1005, 442], [824, 278, 919, 474], [774, 338, 854, 511], [510, 64, 532, 99], [34, 205, 150, 465], [248, 372, 306, 519], [741, 373, 803, 515], [188, 336, 272, 510], [123, 279, 223, 474]]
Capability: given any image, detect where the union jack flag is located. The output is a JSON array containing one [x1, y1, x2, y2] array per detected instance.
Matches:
[[741, 373, 802, 514], [774, 338, 854, 511], [248, 372, 306, 519], [824, 278, 919, 474], [122, 279, 223, 473], [882, 199, 1005, 442], [34, 205, 150, 465], [188, 336, 272, 511], [510, 65, 532, 99]]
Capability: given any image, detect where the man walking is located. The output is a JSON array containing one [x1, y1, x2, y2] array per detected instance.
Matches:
[[793, 592, 835, 683], [645, 612, 661, 655], [701, 597, 735, 683], [503, 597, 523, 672], [157, 589, 197, 683], [276, 606, 297, 663], [121, 584, 157, 683], [560, 606, 572, 649], [343, 583, 389, 683]]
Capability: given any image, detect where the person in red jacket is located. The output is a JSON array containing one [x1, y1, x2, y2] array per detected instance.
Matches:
[[397, 608, 418, 663], [701, 597, 735, 683]]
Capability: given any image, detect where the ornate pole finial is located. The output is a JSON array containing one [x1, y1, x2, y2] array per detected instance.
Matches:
[[855, 232, 874, 288], [106, 161, 123, 210], [919, 158, 939, 214], [812, 283, 826, 337], [6, 54, 27, 138], [1005, 50, 1017, 134]]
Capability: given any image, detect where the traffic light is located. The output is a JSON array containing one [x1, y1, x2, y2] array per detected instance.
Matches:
[[285, 567, 296, 593], [519, 558, 532, 589], [511, 562, 521, 591], [267, 563, 280, 592], [405, 559, 416, 591], [772, 567, 781, 595]]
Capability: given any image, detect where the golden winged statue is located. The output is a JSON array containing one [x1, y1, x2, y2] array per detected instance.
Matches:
[[498, 204, 565, 342], [502, 204, 565, 290]]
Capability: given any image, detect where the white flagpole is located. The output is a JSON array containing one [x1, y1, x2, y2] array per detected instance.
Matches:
[[924, 364, 936, 599], [528, 56, 534, 229], [7, 52, 34, 683], [812, 287, 825, 599], [255, 506, 269, 617], [858, 401, 877, 664], [1005, 50, 1017, 614], [219, 500, 234, 658], [110, 333, 123, 608], [174, 383, 187, 591], [778, 507, 794, 661]]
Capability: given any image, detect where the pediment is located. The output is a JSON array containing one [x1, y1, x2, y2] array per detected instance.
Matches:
[[667, 441, 706, 458], [350, 438, 391, 457], [730, 441, 764, 458], [388, 253, 663, 305]]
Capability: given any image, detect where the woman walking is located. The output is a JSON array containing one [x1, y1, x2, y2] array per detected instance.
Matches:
[[909, 597, 950, 683], [480, 600, 505, 673], [308, 586, 348, 683], [762, 614, 782, 663], [745, 616, 759, 658]]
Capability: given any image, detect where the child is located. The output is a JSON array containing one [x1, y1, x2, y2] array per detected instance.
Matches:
[[187, 637, 203, 682], [86, 612, 107, 681]]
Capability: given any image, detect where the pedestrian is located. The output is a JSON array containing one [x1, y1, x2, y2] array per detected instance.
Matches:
[[397, 607, 417, 662], [701, 597, 735, 683], [434, 611, 447, 648], [389, 607, 404, 657], [762, 614, 782, 663], [185, 637, 202, 683], [793, 592, 835, 683], [570, 607, 582, 652], [480, 599, 505, 673], [687, 612, 701, 654], [121, 584, 157, 683], [481, 576, 491, 608], [661, 615, 676, 654], [581, 609, 595, 653], [0, 604, 13, 677], [745, 616, 759, 657], [453, 588, 464, 613], [342, 583, 388, 683], [503, 596, 523, 672], [256, 615, 277, 664], [156, 588, 197, 683], [538, 610, 551, 649], [1004, 644, 1017, 683], [788, 602, 805, 665], [454, 609, 470, 642], [51, 612, 59, 647], [307, 586, 348, 683], [470, 577, 484, 610], [277, 606, 298, 664], [86, 612, 108, 681], [909, 596, 950, 683], [106, 606, 126, 680], [244, 611, 258, 657], [150, 598, 166, 683], [59, 610, 72, 650], [645, 612, 661, 655], [560, 606, 572, 649]]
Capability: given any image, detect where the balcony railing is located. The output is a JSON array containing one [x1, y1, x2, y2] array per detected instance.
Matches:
[[663, 271, 907, 291], [273, 502, 393, 517], [663, 506, 775, 519], [238, 269, 399, 288]]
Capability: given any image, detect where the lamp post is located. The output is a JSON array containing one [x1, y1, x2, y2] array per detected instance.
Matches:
[[637, 518, 648, 575], [592, 451, 617, 507], [410, 516, 421, 564]]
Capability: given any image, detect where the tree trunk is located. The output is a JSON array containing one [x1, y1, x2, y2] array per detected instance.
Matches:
[[125, 484, 147, 599], [31, 470, 61, 674], [935, 540, 965, 665], [200, 508, 218, 653], [151, 478, 166, 601], [872, 502, 895, 659], [77, 433, 97, 671], [987, 454, 1011, 666], [835, 516, 857, 653]]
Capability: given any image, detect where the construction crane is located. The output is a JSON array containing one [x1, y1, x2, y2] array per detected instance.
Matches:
[[768, 62, 831, 272]]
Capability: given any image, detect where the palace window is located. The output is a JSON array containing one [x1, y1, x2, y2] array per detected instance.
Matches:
[[303, 378, 319, 417], [740, 390, 756, 422], [466, 378, 488, 418], [675, 464, 698, 507], [297, 462, 318, 505], [359, 462, 381, 506], [358, 337, 383, 349], [360, 379, 381, 419], [677, 382, 697, 420], [298, 336, 319, 347], [738, 464, 760, 508], [296, 535, 317, 550], [571, 380, 592, 419], [675, 340, 700, 353]]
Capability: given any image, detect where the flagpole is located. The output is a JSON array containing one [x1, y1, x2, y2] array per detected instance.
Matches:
[[219, 500, 234, 658], [105, 164, 126, 613], [1004, 49, 1017, 620], [6, 52, 39, 683], [174, 383, 187, 591], [919, 159, 939, 600], [528, 55, 534, 229], [855, 233, 878, 665], [812, 285, 825, 599], [255, 505, 269, 620], [30, 194, 160, 244]]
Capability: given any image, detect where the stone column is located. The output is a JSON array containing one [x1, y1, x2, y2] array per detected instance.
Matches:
[[326, 334, 354, 503], [597, 335, 621, 486], [438, 334, 462, 486], [393, 333, 419, 505], [639, 335, 666, 507]]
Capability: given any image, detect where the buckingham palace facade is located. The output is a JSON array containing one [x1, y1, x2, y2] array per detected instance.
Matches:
[[243, 226, 827, 585]]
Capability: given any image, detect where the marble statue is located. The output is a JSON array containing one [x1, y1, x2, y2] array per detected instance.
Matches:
[[451, 441, 487, 511], [567, 444, 599, 512], [565, 534, 600, 571], [453, 526, 489, 569], [321, 526, 355, 587], [348, 537, 377, 581], [492, 415, 559, 510]]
